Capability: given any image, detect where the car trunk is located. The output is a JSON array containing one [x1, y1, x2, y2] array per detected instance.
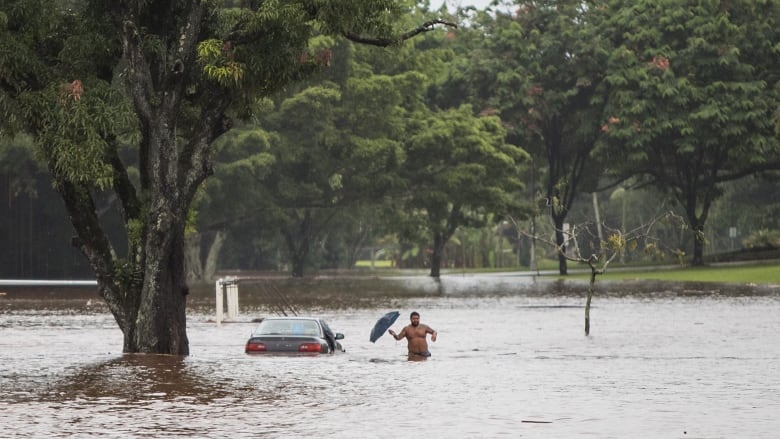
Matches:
[[247, 336, 325, 353]]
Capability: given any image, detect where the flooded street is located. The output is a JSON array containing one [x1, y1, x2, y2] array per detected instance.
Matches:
[[2, 275, 780, 438]]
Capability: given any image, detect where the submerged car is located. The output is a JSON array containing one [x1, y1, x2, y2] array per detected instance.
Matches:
[[245, 317, 345, 354]]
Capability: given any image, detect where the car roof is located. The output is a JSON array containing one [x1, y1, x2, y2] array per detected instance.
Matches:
[[260, 316, 321, 321]]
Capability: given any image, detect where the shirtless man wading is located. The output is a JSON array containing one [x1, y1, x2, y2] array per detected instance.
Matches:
[[388, 311, 437, 357]]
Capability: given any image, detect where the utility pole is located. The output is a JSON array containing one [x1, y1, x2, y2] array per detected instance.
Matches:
[[529, 157, 537, 271]]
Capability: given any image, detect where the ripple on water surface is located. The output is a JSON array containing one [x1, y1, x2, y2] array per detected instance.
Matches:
[[2, 277, 780, 438]]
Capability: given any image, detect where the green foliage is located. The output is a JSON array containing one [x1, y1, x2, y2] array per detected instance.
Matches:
[[2, 0, 777, 281], [113, 259, 137, 289], [197, 20, 531, 273], [451, 0, 611, 274], [599, 0, 780, 263], [127, 218, 144, 251], [398, 104, 528, 247], [198, 39, 245, 87], [32, 81, 133, 188], [603, 233, 625, 253]]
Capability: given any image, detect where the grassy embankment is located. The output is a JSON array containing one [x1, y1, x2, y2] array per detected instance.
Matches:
[[356, 259, 780, 284], [563, 261, 780, 284]]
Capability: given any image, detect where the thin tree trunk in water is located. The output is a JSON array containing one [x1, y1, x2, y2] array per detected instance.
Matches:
[[585, 269, 596, 336]]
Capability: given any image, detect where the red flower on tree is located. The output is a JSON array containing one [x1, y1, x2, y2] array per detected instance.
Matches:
[[60, 80, 83, 103], [601, 116, 619, 132], [649, 56, 670, 70]]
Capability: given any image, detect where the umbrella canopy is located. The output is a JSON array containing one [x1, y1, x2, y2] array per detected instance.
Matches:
[[370, 311, 400, 343]]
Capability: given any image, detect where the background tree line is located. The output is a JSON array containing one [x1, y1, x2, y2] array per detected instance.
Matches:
[[2, 0, 779, 283]]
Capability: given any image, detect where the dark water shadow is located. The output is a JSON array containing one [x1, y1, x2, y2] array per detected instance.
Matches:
[[35, 354, 255, 405], [407, 354, 429, 362]]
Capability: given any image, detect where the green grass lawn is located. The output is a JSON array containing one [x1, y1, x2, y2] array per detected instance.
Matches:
[[565, 262, 780, 284], [354, 260, 395, 268], [353, 259, 779, 284]]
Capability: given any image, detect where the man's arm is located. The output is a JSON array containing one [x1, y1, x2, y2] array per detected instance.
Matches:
[[388, 326, 407, 340], [426, 325, 437, 342]]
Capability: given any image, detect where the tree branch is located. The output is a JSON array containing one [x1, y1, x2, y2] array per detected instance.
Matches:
[[181, 94, 232, 201], [105, 137, 141, 221], [343, 19, 458, 47], [163, 2, 204, 117], [120, 20, 155, 125], [54, 178, 127, 327]]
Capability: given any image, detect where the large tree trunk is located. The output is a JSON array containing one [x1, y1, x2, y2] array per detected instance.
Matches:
[[58, 174, 192, 355], [682, 197, 710, 266], [429, 232, 444, 278], [134, 223, 190, 354], [108, 3, 228, 355]]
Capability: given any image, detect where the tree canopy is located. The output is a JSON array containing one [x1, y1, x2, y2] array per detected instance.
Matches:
[[2, 0, 779, 354], [599, 0, 780, 264], [398, 104, 528, 276], [446, 0, 610, 274]]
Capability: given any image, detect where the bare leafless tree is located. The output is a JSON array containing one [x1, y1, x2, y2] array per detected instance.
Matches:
[[521, 211, 685, 335]]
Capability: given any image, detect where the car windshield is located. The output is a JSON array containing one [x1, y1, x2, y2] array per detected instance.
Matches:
[[254, 319, 320, 336]]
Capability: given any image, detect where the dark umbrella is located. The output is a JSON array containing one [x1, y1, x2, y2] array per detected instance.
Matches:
[[370, 311, 400, 343]]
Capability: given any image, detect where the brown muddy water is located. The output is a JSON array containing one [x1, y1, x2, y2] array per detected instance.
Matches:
[[2, 274, 779, 438]]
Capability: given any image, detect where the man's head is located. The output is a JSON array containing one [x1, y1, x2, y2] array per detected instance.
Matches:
[[410, 311, 420, 327]]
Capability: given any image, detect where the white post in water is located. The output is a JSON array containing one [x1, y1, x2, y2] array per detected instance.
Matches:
[[227, 279, 239, 320], [215, 279, 223, 325], [215, 277, 240, 324]]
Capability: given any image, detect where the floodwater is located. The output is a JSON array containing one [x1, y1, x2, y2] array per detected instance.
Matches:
[[2, 275, 780, 438]]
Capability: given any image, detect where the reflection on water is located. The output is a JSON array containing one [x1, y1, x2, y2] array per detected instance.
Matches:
[[45, 355, 239, 404], [2, 275, 780, 438]]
